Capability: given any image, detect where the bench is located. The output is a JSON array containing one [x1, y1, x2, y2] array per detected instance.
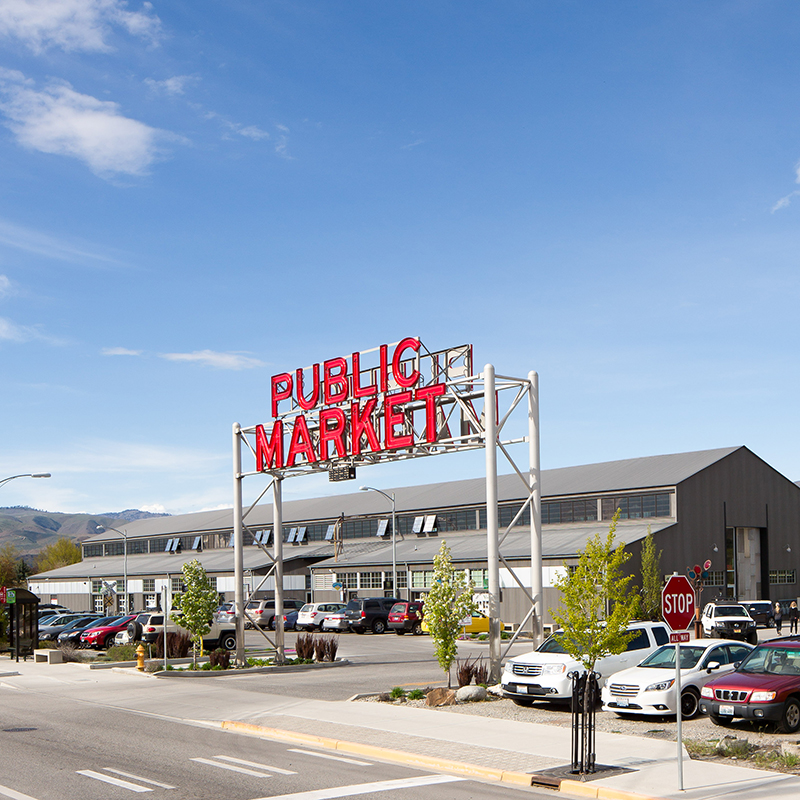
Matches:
[[34, 649, 63, 664]]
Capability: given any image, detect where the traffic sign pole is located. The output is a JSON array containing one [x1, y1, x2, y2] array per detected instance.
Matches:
[[662, 573, 696, 793]]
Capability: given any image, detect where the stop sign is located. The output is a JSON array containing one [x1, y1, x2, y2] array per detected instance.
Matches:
[[661, 574, 695, 632]]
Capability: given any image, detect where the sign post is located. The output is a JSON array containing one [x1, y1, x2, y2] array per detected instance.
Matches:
[[662, 573, 696, 791]]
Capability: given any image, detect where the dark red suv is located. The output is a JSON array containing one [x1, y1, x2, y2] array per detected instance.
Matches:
[[700, 638, 800, 732], [388, 601, 424, 635]]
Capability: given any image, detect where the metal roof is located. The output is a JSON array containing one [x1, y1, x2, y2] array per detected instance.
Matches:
[[87, 446, 741, 544], [309, 520, 676, 570]]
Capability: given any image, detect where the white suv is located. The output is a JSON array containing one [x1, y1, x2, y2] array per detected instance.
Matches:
[[297, 602, 346, 631], [501, 621, 671, 705], [700, 602, 758, 644]]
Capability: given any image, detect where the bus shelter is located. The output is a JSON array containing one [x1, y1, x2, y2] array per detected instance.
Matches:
[[1, 587, 37, 662]]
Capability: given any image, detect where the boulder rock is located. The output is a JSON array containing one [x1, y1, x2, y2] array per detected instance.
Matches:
[[425, 687, 456, 707], [456, 685, 488, 703]]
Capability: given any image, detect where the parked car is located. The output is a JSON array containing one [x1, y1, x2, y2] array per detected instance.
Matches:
[[501, 621, 671, 706], [701, 602, 758, 644], [38, 613, 103, 642], [700, 639, 800, 732], [246, 598, 303, 629], [214, 603, 234, 624], [321, 610, 350, 632], [742, 601, 774, 628], [421, 612, 491, 635], [170, 615, 237, 650], [80, 615, 138, 649], [58, 616, 120, 646], [388, 601, 425, 635], [283, 610, 299, 630], [602, 639, 754, 719], [344, 597, 401, 634], [297, 602, 346, 631]]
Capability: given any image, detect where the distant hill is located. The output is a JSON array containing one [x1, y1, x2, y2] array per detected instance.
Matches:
[[0, 506, 170, 558]]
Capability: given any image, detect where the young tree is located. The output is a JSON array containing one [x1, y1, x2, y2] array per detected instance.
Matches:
[[639, 527, 663, 621], [550, 511, 640, 695], [170, 559, 219, 666], [423, 541, 477, 687], [36, 538, 81, 572], [0, 543, 20, 587]]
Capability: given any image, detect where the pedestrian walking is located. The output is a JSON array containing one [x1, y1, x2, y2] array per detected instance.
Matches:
[[775, 601, 783, 634], [790, 601, 799, 635]]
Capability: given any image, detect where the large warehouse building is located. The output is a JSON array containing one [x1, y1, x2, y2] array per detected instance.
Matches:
[[28, 446, 800, 623]]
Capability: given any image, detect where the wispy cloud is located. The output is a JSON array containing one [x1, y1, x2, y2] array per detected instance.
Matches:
[[772, 190, 800, 213], [274, 123, 291, 158], [159, 350, 265, 370], [0, 315, 61, 344], [0, 274, 11, 297], [102, 346, 141, 356], [0, 0, 161, 54], [401, 139, 424, 150], [0, 70, 179, 178], [144, 75, 195, 96], [203, 109, 270, 141], [0, 216, 122, 264]]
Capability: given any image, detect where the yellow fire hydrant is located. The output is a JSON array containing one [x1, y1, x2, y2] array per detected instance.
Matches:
[[136, 643, 146, 671]]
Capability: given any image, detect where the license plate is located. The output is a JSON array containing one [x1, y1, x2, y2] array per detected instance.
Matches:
[[733, 627, 741, 633], [616, 699, 630, 708], [719, 704, 734, 716]]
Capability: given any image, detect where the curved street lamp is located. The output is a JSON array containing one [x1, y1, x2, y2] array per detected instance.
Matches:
[[0, 473, 51, 489], [95, 525, 128, 613], [360, 486, 399, 599]]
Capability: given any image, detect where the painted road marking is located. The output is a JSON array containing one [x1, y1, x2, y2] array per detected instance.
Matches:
[[103, 768, 176, 789], [76, 770, 152, 792], [250, 774, 464, 800], [287, 749, 372, 766], [0, 784, 40, 800], [213, 755, 296, 775], [190, 757, 271, 777]]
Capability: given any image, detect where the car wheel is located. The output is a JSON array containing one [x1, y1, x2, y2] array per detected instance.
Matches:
[[709, 713, 734, 727], [104, 634, 116, 649], [768, 618, 775, 628], [777, 699, 800, 733], [412, 622, 423, 636], [511, 697, 535, 707], [353, 627, 365, 634], [395, 629, 405, 635], [680, 689, 700, 719], [268, 616, 276, 630], [220, 633, 236, 651], [372, 619, 386, 634]]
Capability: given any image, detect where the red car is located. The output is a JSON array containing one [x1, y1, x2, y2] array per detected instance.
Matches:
[[700, 638, 800, 732], [80, 615, 137, 649], [388, 601, 424, 635]]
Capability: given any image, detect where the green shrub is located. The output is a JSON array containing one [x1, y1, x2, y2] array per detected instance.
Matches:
[[408, 689, 425, 700], [390, 686, 406, 699], [106, 644, 138, 662]]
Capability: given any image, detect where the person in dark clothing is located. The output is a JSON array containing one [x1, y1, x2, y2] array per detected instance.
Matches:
[[790, 601, 799, 635], [775, 602, 783, 635]]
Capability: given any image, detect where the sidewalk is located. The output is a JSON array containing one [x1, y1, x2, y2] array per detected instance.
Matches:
[[2, 657, 799, 800]]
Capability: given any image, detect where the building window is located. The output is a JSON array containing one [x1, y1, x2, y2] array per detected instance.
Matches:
[[705, 571, 725, 586], [171, 576, 184, 592], [314, 573, 334, 590], [770, 570, 797, 585], [143, 579, 156, 593], [411, 570, 434, 589], [542, 499, 599, 525], [601, 493, 672, 521], [359, 572, 382, 589], [83, 544, 103, 558], [470, 569, 489, 589], [128, 539, 148, 555], [337, 572, 358, 589], [91, 580, 103, 594]]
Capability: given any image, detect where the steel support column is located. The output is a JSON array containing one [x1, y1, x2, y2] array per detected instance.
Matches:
[[528, 371, 542, 646], [232, 423, 246, 667], [484, 363, 501, 682], [274, 476, 285, 663]]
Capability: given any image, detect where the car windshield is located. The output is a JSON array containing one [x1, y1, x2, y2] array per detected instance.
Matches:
[[537, 633, 567, 654], [344, 600, 361, 611], [716, 606, 748, 617], [639, 644, 707, 669], [390, 604, 406, 614], [738, 645, 800, 675], [300, 604, 313, 613]]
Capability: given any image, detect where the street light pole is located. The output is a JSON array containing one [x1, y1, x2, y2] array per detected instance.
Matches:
[[96, 525, 128, 613], [0, 473, 51, 489], [360, 486, 398, 599]]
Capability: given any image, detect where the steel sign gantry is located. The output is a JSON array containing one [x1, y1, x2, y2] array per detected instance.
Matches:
[[232, 339, 541, 678]]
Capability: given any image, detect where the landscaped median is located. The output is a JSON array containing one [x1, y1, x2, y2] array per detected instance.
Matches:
[[217, 719, 535, 787]]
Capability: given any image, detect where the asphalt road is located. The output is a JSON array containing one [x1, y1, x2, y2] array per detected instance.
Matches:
[[0, 690, 550, 800]]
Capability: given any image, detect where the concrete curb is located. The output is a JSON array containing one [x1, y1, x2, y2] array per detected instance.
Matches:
[[219, 720, 534, 787], [154, 659, 350, 678], [559, 779, 653, 800]]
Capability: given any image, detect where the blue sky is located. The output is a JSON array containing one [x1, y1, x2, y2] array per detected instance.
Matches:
[[1, 1, 799, 515]]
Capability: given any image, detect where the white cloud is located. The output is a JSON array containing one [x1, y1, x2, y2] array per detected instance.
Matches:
[[102, 346, 141, 355], [144, 75, 194, 96], [0, 216, 122, 264], [772, 190, 800, 213], [0, 0, 161, 54], [159, 350, 265, 370], [0, 275, 11, 297], [139, 502, 166, 513], [0, 315, 57, 343], [0, 71, 176, 177], [203, 109, 270, 141]]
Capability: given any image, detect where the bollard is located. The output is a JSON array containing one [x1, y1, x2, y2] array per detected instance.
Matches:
[[136, 643, 145, 671]]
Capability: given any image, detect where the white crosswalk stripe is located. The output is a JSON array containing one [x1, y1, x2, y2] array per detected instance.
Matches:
[[190, 757, 272, 777], [213, 755, 296, 775], [250, 774, 465, 800], [287, 749, 372, 766], [103, 768, 176, 789], [76, 770, 152, 792]]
